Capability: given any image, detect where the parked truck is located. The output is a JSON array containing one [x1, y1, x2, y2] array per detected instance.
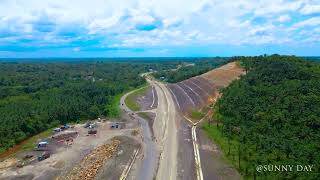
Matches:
[[38, 152, 50, 161]]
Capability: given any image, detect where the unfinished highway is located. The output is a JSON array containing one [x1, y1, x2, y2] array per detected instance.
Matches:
[[122, 62, 244, 180], [151, 79, 178, 180]]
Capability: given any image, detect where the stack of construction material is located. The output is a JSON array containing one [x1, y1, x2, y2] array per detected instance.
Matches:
[[58, 139, 120, 180]]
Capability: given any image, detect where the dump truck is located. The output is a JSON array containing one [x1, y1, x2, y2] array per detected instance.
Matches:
[[88, 129, 97, 135]]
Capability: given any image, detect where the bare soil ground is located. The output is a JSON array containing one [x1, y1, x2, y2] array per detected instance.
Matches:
[[177, 82, 202, 107], [167, 83, 195, 112], [197, 129, 241, 180], [201, 61, 245, 88], [137, 112, 156, 140], [176, 116, 196, 180], [57, 139, 120, 180], [183, 80, 209, 103], [167, 62, 244, 115], [136, 86, 158, 111], [96, 136, 141, 180], [0, 119, 141, 180]]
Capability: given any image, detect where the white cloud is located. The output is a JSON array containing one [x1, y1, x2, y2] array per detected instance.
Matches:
[[293, 17, 320, 28], [253, 1, 303, 16], [0, 0, 319, 49], [278, 14, 291, 22], [300, 4, 320, 15], [88, 12, 124, 34]]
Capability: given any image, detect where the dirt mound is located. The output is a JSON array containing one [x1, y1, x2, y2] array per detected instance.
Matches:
[[57, 139, 120, 180], [201, 61, 245, 88], [0, 158, 17, 170]]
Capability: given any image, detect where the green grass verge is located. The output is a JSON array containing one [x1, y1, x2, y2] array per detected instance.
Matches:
[[190, 109, 205, 120], [105, 93, 124, 118], [125, 86, 150, 111], [20, 128, 54, 152], [0, 128, 54, 159]]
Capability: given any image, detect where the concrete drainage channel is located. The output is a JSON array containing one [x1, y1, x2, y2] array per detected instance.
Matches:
[[191, 125, 204, 180], [184, 115, 207, 180], [119, 148, 140, 180]]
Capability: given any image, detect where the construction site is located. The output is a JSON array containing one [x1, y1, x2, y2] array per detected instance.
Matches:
[[0, 118, 142, 180], [0, 61, 244, 180]]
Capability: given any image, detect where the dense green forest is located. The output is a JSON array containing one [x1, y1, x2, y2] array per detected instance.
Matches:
[[206, 55, 320, 179], [0, 61, 179, 153], [153, 57, 230, 82], [0, 58, 222, 154]]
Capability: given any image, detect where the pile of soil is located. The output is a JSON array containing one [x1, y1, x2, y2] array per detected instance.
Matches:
[[57, 139, 120, 180]]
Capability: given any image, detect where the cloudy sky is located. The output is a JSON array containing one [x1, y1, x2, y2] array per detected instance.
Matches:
[[0, 0, 319, 57]]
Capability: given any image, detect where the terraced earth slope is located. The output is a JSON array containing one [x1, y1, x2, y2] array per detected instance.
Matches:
[[167, 61, 245, 113]]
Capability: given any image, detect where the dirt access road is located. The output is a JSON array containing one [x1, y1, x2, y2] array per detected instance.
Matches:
[[120, 87, 159, 180], [121, 77, 180, 180]]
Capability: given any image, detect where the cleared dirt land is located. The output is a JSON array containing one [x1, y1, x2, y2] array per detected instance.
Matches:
[[0, 119, 142, 180], [197, 129, 240, 180], [201, 61, 245, 88]]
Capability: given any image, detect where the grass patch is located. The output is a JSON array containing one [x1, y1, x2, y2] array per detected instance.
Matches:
[[105, 93, 124, 118], [137, 112, 153, 121], [20, 128, 54, 152], [125, 86, 149, 111], [105, 83, 147, 118], [189, 109, 205, 120], [0, 128, 54, 159]]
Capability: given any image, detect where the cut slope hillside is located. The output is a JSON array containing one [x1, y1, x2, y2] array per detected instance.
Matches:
[[167, 61, 244, 113], [201, 61, 245, 88]]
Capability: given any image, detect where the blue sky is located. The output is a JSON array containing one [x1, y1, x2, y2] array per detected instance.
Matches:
[[0, 0, 319, 57]]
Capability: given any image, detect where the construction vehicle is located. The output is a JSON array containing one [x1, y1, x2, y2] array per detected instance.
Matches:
[[88, 129, 97, 135], [38, 152, 50, 161], [37, 141, 48, 148]]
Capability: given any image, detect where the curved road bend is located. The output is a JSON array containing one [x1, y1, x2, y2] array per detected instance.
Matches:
[[120, 89, 159, 180], [121, 77, 180, 180]]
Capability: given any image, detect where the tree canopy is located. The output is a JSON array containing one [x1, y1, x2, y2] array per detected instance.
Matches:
[[212, 55, 320, 179], [0, 62, 148, 153]]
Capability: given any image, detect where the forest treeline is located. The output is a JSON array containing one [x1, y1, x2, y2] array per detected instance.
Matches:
[[208, 55, 320, 179], [0, 61, 169, 153], [153, 58, 230, 83]]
